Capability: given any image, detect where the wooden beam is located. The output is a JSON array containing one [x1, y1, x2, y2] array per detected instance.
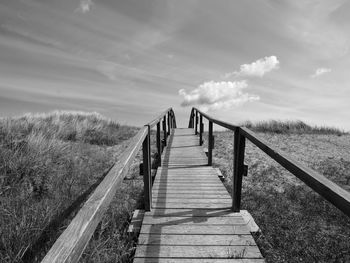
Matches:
[[41, 127, 148, 263], [232, 128, 245, 212], [143, 126, 152, 211]]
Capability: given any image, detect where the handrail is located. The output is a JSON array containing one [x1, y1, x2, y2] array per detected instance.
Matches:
[[189, 107, 350, 217], [42, 108, 176, 263], [190, 107, 238, 131], [146, 107, 172, 128]]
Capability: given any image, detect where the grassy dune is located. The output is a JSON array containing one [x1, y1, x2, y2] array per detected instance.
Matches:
[[207, 121, 350, 262], [0, 111, 141, 262]]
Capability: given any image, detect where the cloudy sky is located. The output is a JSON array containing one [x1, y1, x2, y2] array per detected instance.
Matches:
[[1, 0, 350, 130]]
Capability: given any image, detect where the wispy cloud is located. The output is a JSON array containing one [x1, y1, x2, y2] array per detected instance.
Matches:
[[75, 0, 94, 14], [224, 56, 280, 78], [179, 80, 259, 111], [311, 68, 332, 78]]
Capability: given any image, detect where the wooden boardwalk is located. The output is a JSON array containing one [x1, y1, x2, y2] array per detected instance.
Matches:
[[134, 128, 264, 262]]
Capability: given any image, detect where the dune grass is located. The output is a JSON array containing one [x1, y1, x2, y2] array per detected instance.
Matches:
[[207, 128, 350, 262], [241, 120, 347, 135], [0, 111, 141, 262]]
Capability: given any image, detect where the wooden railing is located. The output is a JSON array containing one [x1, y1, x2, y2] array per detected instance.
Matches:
[[41, 108, 176, 263], [189, 107, 350, 217]]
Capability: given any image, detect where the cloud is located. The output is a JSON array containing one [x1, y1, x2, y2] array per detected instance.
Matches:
[[311, 68, 332, 78], [225, 56, 280, 78], [75, 0, 94, 13], [179, 80, 259, 111]]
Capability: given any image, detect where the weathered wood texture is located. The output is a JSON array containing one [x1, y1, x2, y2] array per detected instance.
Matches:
[[42, 127, 148, 263], [134, 128, 264, 262]]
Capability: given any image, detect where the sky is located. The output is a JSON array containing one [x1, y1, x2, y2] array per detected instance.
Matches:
[[1, 0, 350, 130]]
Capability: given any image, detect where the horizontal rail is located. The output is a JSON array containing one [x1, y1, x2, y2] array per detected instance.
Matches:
[[41, 127, 148, 263], [190, 107, 350, 217], [240, 127, 350, 217], [192, 108, 238, 131], [146, 108, 173, 128], [42, 108, 177, 263]]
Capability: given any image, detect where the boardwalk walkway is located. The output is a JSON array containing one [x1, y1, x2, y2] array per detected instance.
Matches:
[[134, 128, 264, 262]]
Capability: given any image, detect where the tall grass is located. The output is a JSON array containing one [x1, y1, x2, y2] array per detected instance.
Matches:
[[241, 120, 346, 135], [0, 111, 140, 262]]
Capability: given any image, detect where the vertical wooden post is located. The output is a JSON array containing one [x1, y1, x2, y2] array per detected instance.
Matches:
[[143, 125, 152, 211], [172, 111, 177, 128], [167, 112, 170, 135], [199, 115, 203, 146], [208, 121, 213, 166], [232, 128, 246, 212], [195, 111, 198, 135], [188, 109, 193, 128], [163, 116, 167, 147], [157, 122, 161, 166]]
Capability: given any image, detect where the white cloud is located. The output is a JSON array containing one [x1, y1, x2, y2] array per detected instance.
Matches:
[[225, 56, 280, 78], [179, 80, 259, 111], [311, 68, 332, 78], [75, 0, 94, 14]]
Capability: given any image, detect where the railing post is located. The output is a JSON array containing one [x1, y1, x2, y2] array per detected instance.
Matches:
[[163, 116, 167, 146], [172, 111, 177, 128], [157, 122, 161, 166], [167, 112, 170, 135], [188, 109, 192, 128], [232, 128, 246, 212], [195, 111, 198, 135], [142, 125, 152, 211], [208, 121, 213, 166], [199, 114, 203, 146]]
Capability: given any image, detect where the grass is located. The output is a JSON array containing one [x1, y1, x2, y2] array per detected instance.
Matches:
[[0, 111, 141, 262], [206, 123, 350, 263], [241, 120, 347, 135]]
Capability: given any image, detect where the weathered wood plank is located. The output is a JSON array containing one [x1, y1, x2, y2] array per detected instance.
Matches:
[[137, 234, 256, 246], [142, 216, 246, 225], [152, 199, 232, 204], [140, 225, 250, 235], [152, 203, 231, 209], [153, 198, 232, 203], [134, 259, 265, 263], [152, 192, 230, 197], [134, 245, 263, 258], [145, 208, 236, 217], [152, 186, 227, 190], [152, 193, 230, 199]]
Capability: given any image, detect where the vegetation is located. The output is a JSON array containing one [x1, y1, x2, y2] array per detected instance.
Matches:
[[241, 120, 347, 135], [0, 111, 141, 262], [208, 127, 350, 263]]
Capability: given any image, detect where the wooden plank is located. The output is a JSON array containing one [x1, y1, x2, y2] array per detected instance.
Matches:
[[137, 234, 256, 246], [152, 194, 231, 199], [152, 199, 232, 204], [152, 190, 229, 195], [152, 203, 231, 209], [128, 210, 144, 235], [153, 186, 227, 190], [140, 225, 250, 235], [134, 259, 265, 263], [142, 216, 246, 225], [153, 179, 222, 184], [134, 245, 263, 258], [153, 197, 232, 202], [145, 209, 236, 217]]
